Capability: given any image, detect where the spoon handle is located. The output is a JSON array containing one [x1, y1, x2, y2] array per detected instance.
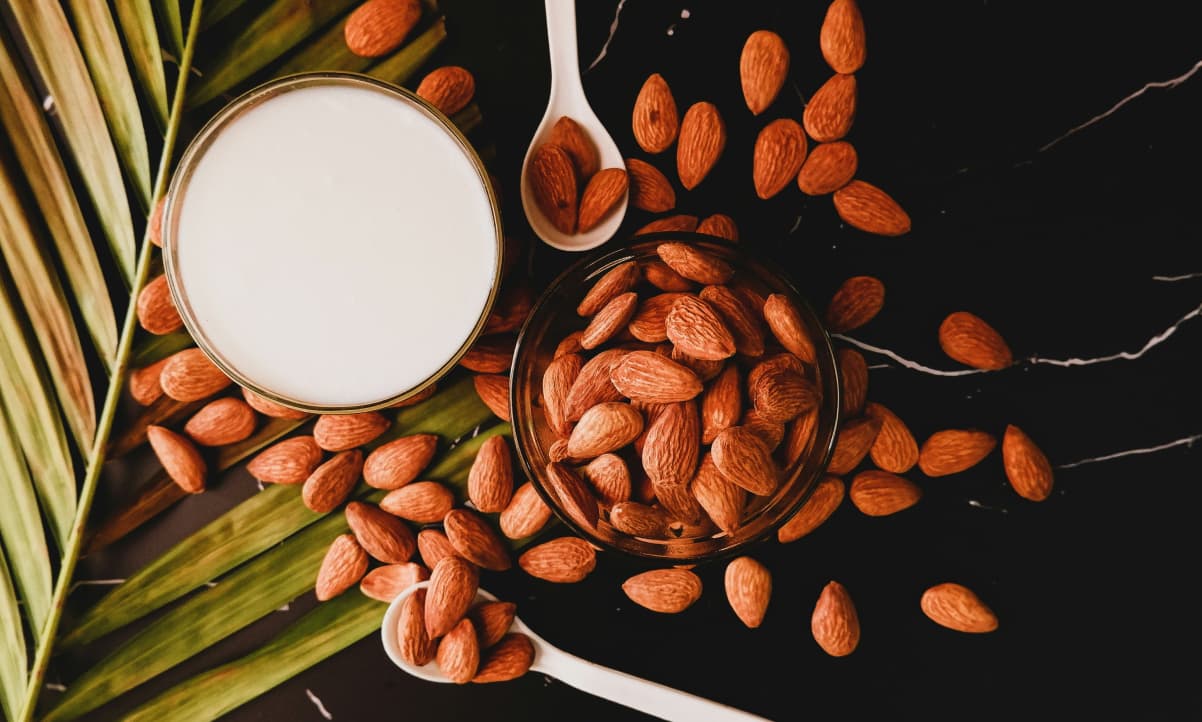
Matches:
[[533, 642, 772, 722], [544, 0, 585, 99]]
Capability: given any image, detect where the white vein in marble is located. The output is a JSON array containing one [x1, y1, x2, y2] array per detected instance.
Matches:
[[1153, 272, 1202, 282], [1057, 434, 1200, 469], [306, 689, 334, 720], [586, 0, 628, 72]]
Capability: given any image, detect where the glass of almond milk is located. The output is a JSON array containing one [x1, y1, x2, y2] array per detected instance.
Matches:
[[162, 73, 502, 413]]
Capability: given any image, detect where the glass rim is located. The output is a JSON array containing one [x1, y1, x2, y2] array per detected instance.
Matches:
[[161, 71, 504, 414]]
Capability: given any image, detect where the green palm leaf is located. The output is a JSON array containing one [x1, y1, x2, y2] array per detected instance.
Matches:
[[0, 405, 53, 645], [154, 0, 184, 58], [0, 550, 25, 722], [201, 0, 250, 30], [114, 0, 170, 129]]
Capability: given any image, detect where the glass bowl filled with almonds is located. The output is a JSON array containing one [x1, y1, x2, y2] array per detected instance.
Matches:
[[510, 233, 841, 562]]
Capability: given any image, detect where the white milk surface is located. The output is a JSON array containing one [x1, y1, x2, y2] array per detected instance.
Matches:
[[174, 82, 497, 408]]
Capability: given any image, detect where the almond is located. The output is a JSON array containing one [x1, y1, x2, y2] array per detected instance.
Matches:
[[416, 65, 475, 116], [425, 556, 479, 639], [797, 141, 858, 195], [656, 242, 733, 285], [782, 408, 819, 467], [642, 400, 700, 486], [146, 425, 206, 494], [711, 426, 778, 496], [920, 583, 999, 633], [469, 601, 517, 649], [699, 285, 764, 357], [315, 534, 369, 601], [528, 143, 578, 234], [398, 588, 436, 665], [303, 449, 364, 513], [918, 429, 996, 477], [641, 260, 693, 292], [364, 434, 438, 489], [938, 312, 1013, 370], [827, 416, 882, 475], [129, 358, 169, 405], [247, 435, 322, 484], [394, 385, 440, 411], [777, 475, 844, 542], [740, 408, 785, 451], [803, 74, 856, 143], [625, 158, 675, 212], [652, 480, 704, 525], [608, 501, 671, 537], [833, 180, 911, 236], [417, 528, 458, 570], [581, 453, 632, 505], [346, 501, 416, 563], [622, 568, 702, 613], [380, 481, 455, 523], [468, 435, 514, 512], [242, 387, 308, 419], [1002, 425, 1053, 501], [740, 30, 789, 115], [676, 102, 726, 190], [548, 116, 599, 178], [578, 261, 641, 317], [147, 195, 165, 247], [696, 214, 739, 242], [183, 397, 256, 447], [473, 374, 511, 422], [136, 274, 183, 334], [632, 73, 679, 153], [820, 0, 867, 73], [360, 562, 428, 603], [701, 364, 741, 444], [159, 348, 232, 402], [750, 367, 817, 422], [811, 580, 859, 656], [837, 348, 868, 417], [753, 119, 807, 199], [554, 331, 585, 358], [611, 350, 702, 403], [344, 0, 421, 57], [567, 402, 644, 459], [763, 294, 817, 363], [459, 335, 515, 374], [634, 214, 699, 236], [580, 292, 639, 349], [628, 292, 689, 343], [825, 275, 884, 332], [483, 285, 533, 334], [865, 403, 918, 473], [541, 353, 582, 439], [543, 462, 599, 528], [666, 296, 736, 361], [473, 633, 534, 683], [314, 412, 389, 451], [670, 347, 725, 384], [849, 470, 922, 516], [691, 453, 746, 534], [445, 508, 511, 571], [577, 168, 629, 233], [725, 556, 771, 628], [437, 618, 480, 684], [564, 348, 626, 421], [500, 481, 553, 539], [518, 537, 597, 583]]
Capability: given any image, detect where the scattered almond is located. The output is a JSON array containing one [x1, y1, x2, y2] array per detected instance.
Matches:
[[159, 348, 231, 402], [938, 311, 1013, 370], [500, 481, 553, 540], [1002, 425, 1053, 501], [803, 74, 857, 143], [129, 358, 169, 405], [518, 537, 597, 583], [811, 580, 859, 656], [459, 335, 515, 374], [242, 387, 308, 419], [849, 470, 922, 516], [425, 556, 479, 639], [696, 214, 739, 242], [303, 449, 364, 513], [837, 348, 868, 417], [247, 435, 322, 484], [147, 196, 165, 247], [445, 508, 512, 571], [833, 180, 910, 236], [346, 501, 416, 563], [920, 583, 999, 633], [360, 562, 428, 602], [820, 0, 867, 73], [622, 568, 703, 613], [777, 475, 844, 542], [364, 434, 438, 489], [827, 416, 882, 475], [473, 633, 534, 683], [417, 528, 458, 570], [797, 141, 858, 195], [183, 397, 256, 447], [380, 481, 455, 523], [754, 119, 807, 199], [344, 0, 421, 57], [416, 65, 475, 116], [825, 275, 884, 333], [632, 73, 679, 153], [740, 30, 789, 115], [472, 374, 511, 422], [484, 285, 533, 334], [625, 158, 676, 213], [865, 402, 918, 473], [468, 435, 514, 512], [146, 425, 206, 494], [676, 102, 726, 190], [918, 429, 997, 477], [315, 534, 369, 601], [725, 556, 771, 628], [314, 412, 389, 451], [136, 274, 183, 335]]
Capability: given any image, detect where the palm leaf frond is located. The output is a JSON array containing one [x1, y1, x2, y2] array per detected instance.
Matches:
[[0, 550, 26, 722], [0, 405, 53, 645], [113, 0, 170, 129]]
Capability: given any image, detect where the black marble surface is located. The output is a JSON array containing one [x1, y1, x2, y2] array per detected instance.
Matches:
[[74, 1, 1201, 720]]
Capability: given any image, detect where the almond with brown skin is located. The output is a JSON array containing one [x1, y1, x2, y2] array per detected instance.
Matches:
[[820, 0, 867, 73], [634, 214, 699, 236], [148, 195, 165, 247], [581, 292, 639, 350], [918, 429, 996, 477], [777, 475, 844, 542], [528, 143, 578, 234], [657, 242, 733, 285], [833, 180, 911, 236], [827, 416, 882, 475], [417, 529, 458, 570], [445, 508, 511, 571], [459, 335, 515, 374], [315, 534, 369, 601], [921, 583, 999, 633], [826, 275, 884, 332], [136, 274, 183, 334], [641, 260, 693, 292], [938, 312, 1013, 370], [691, 453, 746, 534], [642, 400, 700, 486], [797, 141, 858, 195], [625, 158, 675, 212], [676, 102, 726, 190], [438, 618, 480, 684], [183, 397, 256, 447], [622, 568, 703, 613], [725, 556, 771, 628], [740, 30, 789, 115], [812, 580, 859, 656], [578, 261, 641, 317], [159, 348, 232, 402], [398, 588, 436, 665], [1002, 425, 1053, 501], [850, 470, 922, 516], [740, 408, 785, 451], [346, 501, 416, 563], [699, 286, 764, 357], [666, 296, 736, 361], [750, 367, 817, 422], [391, 383, 438, 409], [303, 449, 364, 513], [542, 353, 582, 438], [518, 537, 596, 583], [578, 168, 629, 233], [473, 374, 511, 422], [364, 434, 438, 489], [696, 214, 738, 241], [416, 65, 475, 116], [782, 408, 818, 467], [468, 435, 514, 512], [242, 387, 308, 419], [129, 358, 168, 405], [564, 348, 627, 421], [803, 74, 857, 142], [754, 119, 807, 199], [611, 350, 702, 403], [653, 480, 704, 525], [837, 348, 868, 417], [762, 294, 816, 363], [748, 351, 807, 386], [567, 402, 644, 459], [554, 331, 585, 358], [426, 556, 479, 639], [865, 403, 918, 473], [314, 412, 389, 452], [380, 481, 455, 523], [628, 292, 690, 343], [701, 364, 741, 444], [548, 116, 599, 178], [360, 562, 428, 602], [632, 73, 679, 153], [608, 501, 671, 537], [500, 481, 553, 539], [711, 426, 778, 496], [473, 634, 535, 683], [470, 601, 517, 648], [581, 453, 632, 505], [544, 462, 599, 528], [247, 435, 322, 484], [344, 0, 421, 57], [146, 425, 206, 494]]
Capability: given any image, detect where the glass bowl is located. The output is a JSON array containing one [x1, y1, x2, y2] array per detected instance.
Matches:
[[510, 233, 840, 563]]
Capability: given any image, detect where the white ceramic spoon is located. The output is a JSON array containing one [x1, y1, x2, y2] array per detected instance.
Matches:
[[520, 0, 628, 252], [382, 582, 771, 722]]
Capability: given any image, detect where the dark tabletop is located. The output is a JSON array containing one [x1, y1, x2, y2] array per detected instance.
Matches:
[[75, 1, 1201, 720]]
